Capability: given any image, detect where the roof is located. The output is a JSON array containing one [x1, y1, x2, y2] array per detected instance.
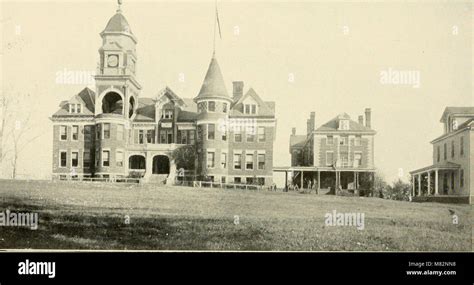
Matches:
[[52, 87, 96, 118], [440, 107, 474, 123], [230, 88, 276, 118], [410, 161, 461, 174], [290, 135, 307, 149], [133, 97, 155, 122], [102, 11, 133, 35], [195, 56, 231, 102], [315, 114, 374, 133], [177, 98, 198, 122], [431, 117, 474, 143]]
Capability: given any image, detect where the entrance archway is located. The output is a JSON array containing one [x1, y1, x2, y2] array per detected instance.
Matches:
[[129, 155, 145, 170], [152, 155, 170, 174]]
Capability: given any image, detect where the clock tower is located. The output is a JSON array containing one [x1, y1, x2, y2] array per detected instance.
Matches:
[[94, 1, 141, 119]]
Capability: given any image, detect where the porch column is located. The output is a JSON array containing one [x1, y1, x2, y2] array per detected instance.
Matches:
[[427, 172, 431, 196], [417, 174, 422, 196], [411, 175, 415, 197], [301, 171, 304, 189], [285, 171, 288, 192], [435, 170, 439, 195], [317, 171, 320, 194], [353, 172, 357, 190]]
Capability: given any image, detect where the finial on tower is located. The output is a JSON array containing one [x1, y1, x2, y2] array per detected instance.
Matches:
[[117, 0, 123, 13]]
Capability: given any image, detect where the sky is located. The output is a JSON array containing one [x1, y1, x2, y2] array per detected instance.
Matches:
[[0, 0, 472, 184]]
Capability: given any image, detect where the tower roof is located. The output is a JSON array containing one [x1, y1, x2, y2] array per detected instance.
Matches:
[[102, 11, 133, 35], [195, 56, 231, 102]]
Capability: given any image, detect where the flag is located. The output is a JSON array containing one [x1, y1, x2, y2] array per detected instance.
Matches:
[[215, 3, 222, 39]]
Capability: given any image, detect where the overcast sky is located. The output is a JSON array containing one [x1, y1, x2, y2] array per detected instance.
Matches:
[[1, 0, 472, 184]]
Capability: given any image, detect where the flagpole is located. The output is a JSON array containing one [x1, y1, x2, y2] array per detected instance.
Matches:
[[213, 0, 217, 55]]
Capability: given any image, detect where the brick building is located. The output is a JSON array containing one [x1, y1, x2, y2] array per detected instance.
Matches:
[[50, 5, 276, 185], [277, 109, 376, 194], [410, 107, 474, 204]]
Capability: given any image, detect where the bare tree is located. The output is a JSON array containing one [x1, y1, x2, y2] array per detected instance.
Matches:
[[10, 112, 43, 179]]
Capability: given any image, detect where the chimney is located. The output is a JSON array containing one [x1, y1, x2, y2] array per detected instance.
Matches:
[[310, 112, 316, 131], [365, 108, 371, 128], [232, 81, 244, 100], [358, 115, 364, 125], [292, 128, 296, 135]]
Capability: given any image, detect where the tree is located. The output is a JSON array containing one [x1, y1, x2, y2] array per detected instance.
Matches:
[[386, 179, 411, 201], [171, 145, 196, 171], [373, 172, 388, 198]]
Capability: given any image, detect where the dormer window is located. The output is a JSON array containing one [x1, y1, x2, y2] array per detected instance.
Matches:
[[162, 110, 173, 119], [68, 103, 82, 114], [244, 104, 257, 115], [339, 120, 349, 130]]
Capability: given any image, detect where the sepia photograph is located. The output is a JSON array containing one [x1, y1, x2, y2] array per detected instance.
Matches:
[[0, 0, 473, 281]]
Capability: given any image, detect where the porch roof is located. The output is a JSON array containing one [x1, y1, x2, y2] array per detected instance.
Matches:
[[273, 166, 376, 172], [409, 162, 460, 175]]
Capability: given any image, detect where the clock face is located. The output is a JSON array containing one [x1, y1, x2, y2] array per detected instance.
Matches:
[[107, 55, 119, 67]]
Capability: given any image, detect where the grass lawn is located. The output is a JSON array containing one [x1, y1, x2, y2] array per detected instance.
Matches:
[[0, 180, 471, 251]]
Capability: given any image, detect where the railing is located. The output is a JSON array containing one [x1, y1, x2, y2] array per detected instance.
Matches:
[[52, 174, 142, 184], [177, 180, 270, 191]]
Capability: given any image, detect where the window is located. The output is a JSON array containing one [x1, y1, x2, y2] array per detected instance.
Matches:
[[83, 150, 91, 168], [443, 143, 447, 160], [354, 135, 361, 146], [451, 172, 455, 191], [451, 140, 455, 158], [60, 151, 67, 167], [69, 104, 76, 113], [460, 169, 464, 188], [340, 152, 349, 167], [95, 150, 99, 167], [189, 131, 195, 145], [258, 154, 265, 170], [180, 130, 188, 144], [223, 103, 227, 113], [146, 130, 155, 143], [327, 136, 333, 145], [234, 177, 241, 184], [208, 101, 216, 112], [354, 153, 362, 167], [221, 152, 227, 169], [221, 127, 227, 141], [251, 105, 256, 114], [234, 128, 242, 142], [72, 125, 79, 141], [102, 150, 110, 167], [139, 130, 145, 144], [437, 145, 440, 162], [246, 127, 255, 143], [84, 125, 93, 141], [257, 177, 265, 186], [198, 102, 207, 113], [117, 125, 124, 140], [246, 177, 254, 185], [96, 124, 101, 140], [71, 151, 78, 167], [258, 127, 265, 142], [116, 150, 124, 167], [245, 104, 250, 114], [326, 151, 334, 166], [207, 124, 215, 140], [246, 153, 254, 170], [221, 176, 226, 183], [339, 136, 348, 145], [167, 132, 173, 144], [244, 104, 256, 114], [162, 110, 173, 119], [77, 104, 81, 113], [60, 126, 67, 141], [103, 123, 110, 139], [460, 137, 464, 156], [234, 153, 242, 169], [207, 151, 215, 169]]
